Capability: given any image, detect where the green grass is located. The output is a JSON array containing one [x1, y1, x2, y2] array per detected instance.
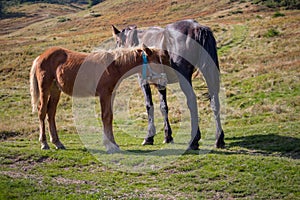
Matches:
[[0, 126, 299, 199], [252, 0, 300, 9], [0, 0, 299, 199], [218, 24, 248, 57], [264, 28, 280, 37]]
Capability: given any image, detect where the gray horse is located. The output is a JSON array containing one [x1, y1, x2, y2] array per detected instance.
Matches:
[[112, 19, 225, 150]]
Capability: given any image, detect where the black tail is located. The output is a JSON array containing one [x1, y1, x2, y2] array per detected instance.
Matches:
[[196, 26, 219, 71], [195, 25, 221, 101]]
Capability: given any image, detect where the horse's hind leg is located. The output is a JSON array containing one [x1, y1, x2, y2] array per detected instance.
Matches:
[[157, 88, 173, 144], [38, 86, 50, 150], [202, 67, 225, 148], [141, 83, 156, 145], [179, 78, 201, 150], [175, 63, 201, 150], [47, 84, 65, 149], [209, 93, 225, 148]]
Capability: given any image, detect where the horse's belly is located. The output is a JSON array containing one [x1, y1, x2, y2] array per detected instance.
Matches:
[[55, 68, 76, 96], [56, 65, 101, 97]]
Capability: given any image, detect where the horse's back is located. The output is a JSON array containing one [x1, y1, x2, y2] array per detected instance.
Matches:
[[40, 47, 68, 61], [165, 19, 216, 68], [139, 27, 167, 49]]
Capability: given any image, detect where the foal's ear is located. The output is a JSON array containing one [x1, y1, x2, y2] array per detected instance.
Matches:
[[142, 43, 153, 56], [112, 25, 120, 37]]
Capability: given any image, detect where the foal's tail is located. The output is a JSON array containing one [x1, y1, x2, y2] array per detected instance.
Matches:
[[30, 56, 40, 113]]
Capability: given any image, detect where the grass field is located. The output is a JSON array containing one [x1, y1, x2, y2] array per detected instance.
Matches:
[[0, 0, 299, 199]]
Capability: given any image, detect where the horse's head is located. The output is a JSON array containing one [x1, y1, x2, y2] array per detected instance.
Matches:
[[136, 44, 169, 66], [112, 25, 139, 48], [135, 44, 170, 89]]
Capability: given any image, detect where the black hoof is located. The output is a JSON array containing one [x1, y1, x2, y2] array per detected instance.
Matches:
[[215, 131, 225, 148], [187, 144, 199, 151], [41, 143, 50, 150], [163, 136, 174, 144], [215, 140, 225, 149], [54, 141, 66, 150], [142, 137, 154, 145], [56, 145, 66, 150]]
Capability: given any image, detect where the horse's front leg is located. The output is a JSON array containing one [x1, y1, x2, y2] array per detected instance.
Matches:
[[100, 95, 120, 153], [157, 87, 173, 144], [140, 82, 156, 145]]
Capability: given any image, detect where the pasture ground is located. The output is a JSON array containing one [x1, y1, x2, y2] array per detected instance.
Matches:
[[0, 0, 299, 199]]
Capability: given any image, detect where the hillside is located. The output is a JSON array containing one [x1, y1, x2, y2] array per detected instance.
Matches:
[[0, 0, 299, 199]]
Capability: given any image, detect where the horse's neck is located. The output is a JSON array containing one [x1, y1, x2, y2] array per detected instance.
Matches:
[[118, 57, 143, 77], [139, 29, 166, 50]]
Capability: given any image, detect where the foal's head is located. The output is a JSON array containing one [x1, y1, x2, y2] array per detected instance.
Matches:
[[137, 44, 170, 66]]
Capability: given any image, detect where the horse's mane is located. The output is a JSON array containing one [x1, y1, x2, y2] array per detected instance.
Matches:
[[92, 46, 166, 68], [92, 47, 140, 67], [111, 47, 140, 66]]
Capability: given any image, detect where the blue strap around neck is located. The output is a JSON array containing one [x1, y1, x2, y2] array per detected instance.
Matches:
[[142, 51, 148, 79]]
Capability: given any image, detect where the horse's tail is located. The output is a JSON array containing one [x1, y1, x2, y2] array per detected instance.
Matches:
[[30, 56, 40, 113], [196, 25, 219, 71], [196, 25, 220, 97], [30, 47, 68, 113]]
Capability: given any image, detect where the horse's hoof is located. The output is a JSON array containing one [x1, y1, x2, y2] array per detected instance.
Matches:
[[142, 137, 154, 145], [187, 144, 199, 151], [215, 141, 225, 149], [142, 139, 154, 145], [56, 145, 66, 150], [106, 145, 121, 154], [41, 143, 50, 150], [215, 131, 225, 148], [54, 142, 66, 150], [163, 138, 174, 144]]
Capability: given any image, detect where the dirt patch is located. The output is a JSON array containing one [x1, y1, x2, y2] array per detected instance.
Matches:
[[0, 131, 20, 140], [53, 176, 90, 185], [0, 3, 82, 35], [0, 170, 41, 181]]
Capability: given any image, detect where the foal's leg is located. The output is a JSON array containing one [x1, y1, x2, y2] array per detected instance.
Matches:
[[100, 95, 120, 153], [47, 85, 65, 149], [157, 88, 173, 144], [141, 83, 156, 145], [38, 85, 51, 150]]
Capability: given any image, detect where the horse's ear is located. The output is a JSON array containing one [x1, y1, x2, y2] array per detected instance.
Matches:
[[142, 44, 153, 56], [128, 25, 137, 30], [112, 25, 120, 37]]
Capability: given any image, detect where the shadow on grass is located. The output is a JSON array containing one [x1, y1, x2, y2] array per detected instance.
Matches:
[[67, 134, 300, 159], [88, 148, 204, 156], [224, 134, 300, 159], [126, 149, 203, 156]]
